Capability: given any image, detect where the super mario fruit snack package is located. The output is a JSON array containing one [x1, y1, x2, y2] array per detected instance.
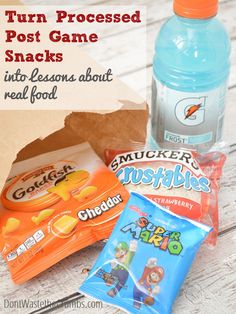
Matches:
[[79, 192, 212, 314]]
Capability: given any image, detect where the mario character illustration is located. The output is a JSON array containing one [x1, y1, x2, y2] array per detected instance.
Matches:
[[133, 257, 164, 309], [102, 240, 137, 297]]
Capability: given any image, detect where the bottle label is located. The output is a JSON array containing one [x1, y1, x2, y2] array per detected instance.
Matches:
[[152, 78, 227, 146]]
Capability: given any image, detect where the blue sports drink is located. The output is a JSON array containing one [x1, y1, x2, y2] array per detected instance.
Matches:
[[152, 0, 231, 151]]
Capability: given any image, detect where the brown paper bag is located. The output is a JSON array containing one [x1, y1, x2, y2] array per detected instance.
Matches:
[[0, 0, 149, 191], [16, 109, 149, 162]]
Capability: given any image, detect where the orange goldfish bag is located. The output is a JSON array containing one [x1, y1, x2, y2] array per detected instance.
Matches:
[[0, 143, 129, 284], [105, 148, 226, 246]]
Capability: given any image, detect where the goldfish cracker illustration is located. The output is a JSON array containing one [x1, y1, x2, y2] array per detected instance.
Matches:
[[53, 215, 78, 235], [74, 186, 97, 202], [79, 192, 212, 314], [32, 209, 55, 225], [47, 170, 90, 201], [2, 218, 20, 236], [106, 148, 226, 245], [0, 143, 130, 284]]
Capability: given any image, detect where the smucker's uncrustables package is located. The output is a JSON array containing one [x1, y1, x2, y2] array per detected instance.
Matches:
[[0, 143, 130, 284], [79, 192, 212, 314], [105, 149, 226, 245]]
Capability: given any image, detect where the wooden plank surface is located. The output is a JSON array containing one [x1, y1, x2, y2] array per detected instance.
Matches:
[[1, 0, 236, 313]]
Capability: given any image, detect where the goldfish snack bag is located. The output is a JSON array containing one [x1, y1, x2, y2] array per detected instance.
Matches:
[[106, 149, 225, 245], [0, 143, 129, 284], [79, 192, 211, 314]]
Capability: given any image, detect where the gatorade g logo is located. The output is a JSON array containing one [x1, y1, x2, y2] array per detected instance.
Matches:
[[175, 97, 206, 126]]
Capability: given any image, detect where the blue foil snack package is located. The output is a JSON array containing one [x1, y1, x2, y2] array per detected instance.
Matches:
[[79, 192, 212, 314]]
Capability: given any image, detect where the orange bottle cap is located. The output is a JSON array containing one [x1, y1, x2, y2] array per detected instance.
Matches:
[[174, 0, 218, 19]]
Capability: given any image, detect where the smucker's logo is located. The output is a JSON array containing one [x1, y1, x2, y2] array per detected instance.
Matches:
[[111, 150, 200, 171], [7, 163, 75, 201], [121, 216, 183, 255]]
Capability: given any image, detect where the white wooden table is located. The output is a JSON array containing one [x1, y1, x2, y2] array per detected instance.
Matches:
[[1, 0, 236, 313]]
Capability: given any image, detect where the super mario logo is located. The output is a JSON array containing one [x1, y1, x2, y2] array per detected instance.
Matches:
[[121, 217, 183, 255]]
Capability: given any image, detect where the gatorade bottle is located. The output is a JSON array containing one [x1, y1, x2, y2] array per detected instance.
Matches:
[[152, 0, 231, 151]]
